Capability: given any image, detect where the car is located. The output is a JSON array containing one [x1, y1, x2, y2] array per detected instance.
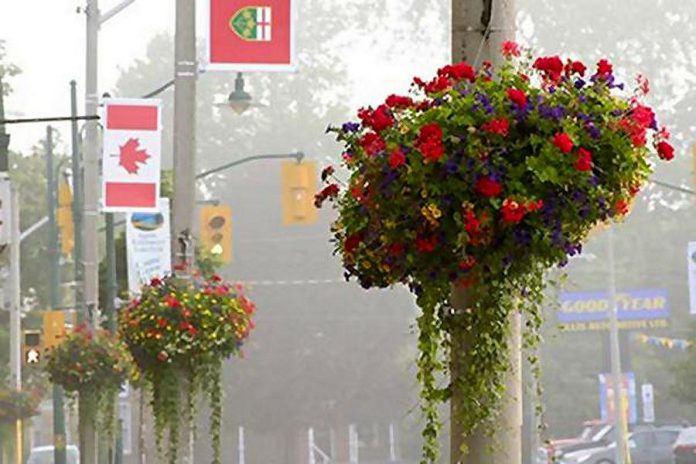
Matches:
[[27, 445, 79, 464], [560, 426, 682, 464], [674, 427, 696, 464]]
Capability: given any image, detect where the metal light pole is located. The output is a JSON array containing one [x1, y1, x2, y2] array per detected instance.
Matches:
[[70, 81, 84, 319], [173, 2, 197, 460], [9, 186, 22, 464], [607, 225, 630, 463], [45, 126, 68, 464], [450, 1, 521, 463]]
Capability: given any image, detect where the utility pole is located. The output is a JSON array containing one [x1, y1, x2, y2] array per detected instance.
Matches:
[[82, 0, 100, 461], [0, 73, 9, 171], [450, 1, 521, 463], [9, 186, 21, 464], [607, 226, 629, 463], [46, 126, 68, 464], [173, 0, 197, 274], [173, 1, 197, 461]]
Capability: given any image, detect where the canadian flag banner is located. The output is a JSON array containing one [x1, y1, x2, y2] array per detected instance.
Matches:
[[204, 0, 295, 71], [101, 98, 162, 212]]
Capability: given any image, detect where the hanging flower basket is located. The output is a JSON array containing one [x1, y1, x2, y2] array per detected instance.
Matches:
[[119, 273, 256, 464], [0, 387, 42, 423], [44, 325, 135, 438], [318, 42, 673, 461]]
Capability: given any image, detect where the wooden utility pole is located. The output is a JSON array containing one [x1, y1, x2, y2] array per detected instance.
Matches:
[[450, 1, 522, 463]]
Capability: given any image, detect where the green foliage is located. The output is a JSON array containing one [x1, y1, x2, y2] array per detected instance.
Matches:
[[321, 47, 671, 461], [0, 386, 41, 423], [119, 274, 256, 464]]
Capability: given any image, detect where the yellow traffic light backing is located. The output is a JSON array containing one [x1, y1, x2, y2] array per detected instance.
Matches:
[[22, 330, 42, 365], [57, 177, 74, 255], [42, 310, 66, 350], [281, 161, 318, 225], [199, 205, 232, 263]]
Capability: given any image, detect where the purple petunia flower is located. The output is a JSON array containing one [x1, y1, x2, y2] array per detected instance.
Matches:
[[342, 122, 360, 133], [575, 79, 586, 89]]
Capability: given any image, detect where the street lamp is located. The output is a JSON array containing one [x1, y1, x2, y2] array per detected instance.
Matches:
[[225, 72, 252, 114]]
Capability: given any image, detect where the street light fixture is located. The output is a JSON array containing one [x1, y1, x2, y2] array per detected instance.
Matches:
[[225, 72, 252, 114]]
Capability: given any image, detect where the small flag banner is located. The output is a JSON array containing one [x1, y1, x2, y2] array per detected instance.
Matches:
[[632, 333, 692, 351]]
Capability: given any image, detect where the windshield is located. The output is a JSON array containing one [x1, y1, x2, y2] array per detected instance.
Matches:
[[591, 425, 613, 442], [676, 428, 696, 445]]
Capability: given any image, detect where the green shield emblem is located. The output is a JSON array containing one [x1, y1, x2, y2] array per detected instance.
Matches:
[[229, 6, 272, 42]]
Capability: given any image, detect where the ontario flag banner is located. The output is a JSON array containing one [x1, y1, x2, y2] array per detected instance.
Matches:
[[101, 98, 162, 213], [205, 0, 295, 71]]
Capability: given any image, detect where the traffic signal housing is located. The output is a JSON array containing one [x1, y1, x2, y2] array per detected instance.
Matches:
[[42, 310, 66, 350], [57, 176, 74, 255], [23, 330, 42, 366], [281, 161, 317, 225], [199, 205, 232, 263]]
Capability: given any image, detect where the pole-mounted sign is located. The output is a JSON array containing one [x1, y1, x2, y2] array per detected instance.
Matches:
[[101, 98, 162, 212], [204, 0, 295, 71]]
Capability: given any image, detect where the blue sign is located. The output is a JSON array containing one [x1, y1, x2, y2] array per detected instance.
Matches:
[[557, 289, 670, 331]]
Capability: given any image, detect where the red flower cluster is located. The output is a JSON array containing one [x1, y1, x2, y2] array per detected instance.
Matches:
[[314, 183, 340, 208], [417, 123, 445, 162], [615, 199, 630, 215], [463, 208, 489, 246], [533, 56, 564, 81], [656, 141, 674, 161], [385, 94, 415, 109], [565, 60, 587, 76], [596, 59, 613, 77], [475, 176, 502, 197], [389, 148, 407, 168], [358, 105, 394, 132], [360, 132, 386, 156], [344, 234, 362, 253], [501, 41, 521, 58], [438, 62, 476, 82], [507, 88, 527, 107], [414, 75, 451, 94], [458, 256, 476, 270], [500, 198, 544, 224], [321, 165, 335, 182], [482, 118, 510, 136], [415, 236, 438, 253], [575, 148, 593, 172], [553, 132, 574, 153]]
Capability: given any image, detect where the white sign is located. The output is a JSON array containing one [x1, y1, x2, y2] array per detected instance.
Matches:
[[126, 198, 171, 295], [688, 242, 696, 315], [101, 98, 162, 212], [641, 383, 655, 423]]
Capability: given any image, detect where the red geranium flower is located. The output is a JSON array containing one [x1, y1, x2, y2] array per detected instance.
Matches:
[[417, 123, 445, 162], [575, 148, 593, 172], [388, 148, 407, 168], [475, 176, 502, 198], [567, 60, 587, 76], [656, 141, 674, 161], [458, 256, 477, 270], [596, 59, 613, 77], [482, 118, 510, 137], [415, 236, 437, 253], [439, 62, 476, 82], [615, 199, 630, 215], [385, 94, 414, 109], [360, 132, 386, 156], [631, 105, 655, 128], [164, 295, 181, 308], [553, 132, 574, 153], [388, 243, 404, 255], [501, 199, 525, 224], [507, 88, 527, 107], [501, 41, 521, 58], [358, 105, 394, 132], [344, 234, 362, 253], [533, 56, 564, 81]]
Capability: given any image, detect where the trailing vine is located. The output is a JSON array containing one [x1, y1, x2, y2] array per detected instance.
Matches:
[[317, 42, 673, 461], [119, 273, 256, 464]]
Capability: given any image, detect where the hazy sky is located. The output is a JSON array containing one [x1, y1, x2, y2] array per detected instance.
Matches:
[[1, 0, 446, 154]]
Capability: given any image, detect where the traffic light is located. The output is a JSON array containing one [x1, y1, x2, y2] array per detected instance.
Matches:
[[22, 330, 42, 366], [199, 205, 232, 263], [56, 176, 74, 255], [281, 161, 317, 225], [42, 310, 66, 350]]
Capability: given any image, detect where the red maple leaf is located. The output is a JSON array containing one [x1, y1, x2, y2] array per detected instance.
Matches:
[[119, 138, 150, 174]]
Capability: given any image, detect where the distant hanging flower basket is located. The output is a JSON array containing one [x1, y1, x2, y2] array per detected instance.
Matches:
[[44, 325, 135, 438], [0, 387, 42, 423], [319, 42, 673, 461], [119, 273, 256, 464]]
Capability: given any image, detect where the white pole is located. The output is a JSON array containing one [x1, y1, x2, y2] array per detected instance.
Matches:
[[348, 424, 358, 464], [388, 423, 396, 462], [238, 426, 245, 464], [308, 428, 316, 464], [607, 225, 629, 463]]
